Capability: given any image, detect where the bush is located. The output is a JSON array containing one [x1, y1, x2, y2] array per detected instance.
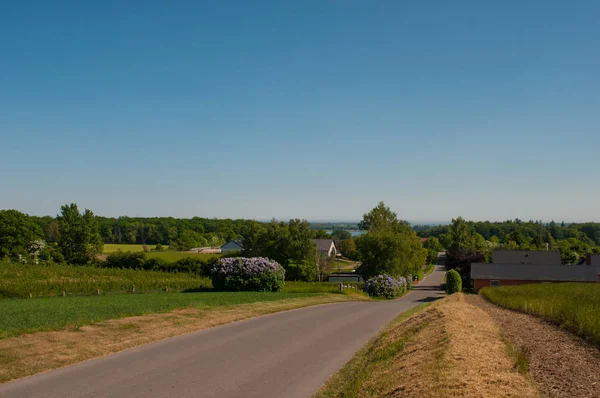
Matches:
[[445, 269, 462, 294], [211, 257, 285, 292], [105, 251, 147, 269], [154, 243, 165, 252], [363, 274, 408, 299], [174, 256, 216, 276], [285, 261, 317, 282]]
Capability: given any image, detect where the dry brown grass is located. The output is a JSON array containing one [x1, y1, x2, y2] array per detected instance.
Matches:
[[316, 294, 540, 398], [0, 294, 358, 384]]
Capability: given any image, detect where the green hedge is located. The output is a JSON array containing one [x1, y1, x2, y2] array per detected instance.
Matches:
[[445, 269, 462, 294]]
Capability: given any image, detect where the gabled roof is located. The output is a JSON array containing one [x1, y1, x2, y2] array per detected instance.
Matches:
[[492, 250, 561, 265], [312, 239, 335, 252], [221, 240, 243, 249], [471, 263, 599, 282]]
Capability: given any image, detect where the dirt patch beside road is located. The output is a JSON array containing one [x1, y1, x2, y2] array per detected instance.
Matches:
[[470, 295, 600, 398]]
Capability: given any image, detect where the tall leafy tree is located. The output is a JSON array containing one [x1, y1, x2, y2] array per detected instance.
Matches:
[[57, 204, 103, 265], [0, 210, 43, 258], [356, 202, 426, 278]]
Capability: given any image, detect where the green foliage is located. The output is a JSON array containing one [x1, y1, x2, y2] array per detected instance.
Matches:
[[331, 230, 352, 240], [0, 210, 43, 259], [154, 243, 166, 252], [480, 283, 600, 346], [57, 204, 103, 265], [445, 269, 462, 294], [286, 261, 317, 282], [339, 238, 358, 259], [358, 201, 411, 234], [103, 251, 216, 275], [282, 281, 365, 294], [241, 219, 317, 281], [0, 260, 208, 299], [0, 290, 319, 339], [355, 203, 426, 279], [313, 230, 332, 239], [211, 257, 286, 292], [423, 237, 443, 264]]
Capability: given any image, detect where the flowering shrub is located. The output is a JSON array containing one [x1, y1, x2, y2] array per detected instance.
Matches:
[[364, 274, 408, 299], [211, 257, 285, 292]]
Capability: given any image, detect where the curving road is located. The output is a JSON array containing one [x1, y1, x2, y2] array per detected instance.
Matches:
[[0, 262, 445, 398]]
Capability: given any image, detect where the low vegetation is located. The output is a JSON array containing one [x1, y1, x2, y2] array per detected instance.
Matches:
[[211, 257, 285, 292], [0, 291, 321, 339], [103, 244, 160, 253], [0, 294, 359, 383], [480, 283, 600, 346], [316, 294, 539, 398], [0, 261, 208, 299], [445, 269, 462, 294], [363, 274, 409, 299]]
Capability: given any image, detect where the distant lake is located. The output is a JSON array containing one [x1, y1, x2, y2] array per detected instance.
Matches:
[[324, 230, 365, 237]]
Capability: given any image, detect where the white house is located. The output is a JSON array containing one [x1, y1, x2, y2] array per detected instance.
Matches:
[[312, 239, 337, 258], [221, 240, 244, 253]]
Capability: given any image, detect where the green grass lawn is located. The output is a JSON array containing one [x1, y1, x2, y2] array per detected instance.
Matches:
[[103, 244, 163, 253], [0, 291, 320, 339], [480, 283, 600, 345]]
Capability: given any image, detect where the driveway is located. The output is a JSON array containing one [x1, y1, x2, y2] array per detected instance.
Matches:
[[0, 263, 446, 398]]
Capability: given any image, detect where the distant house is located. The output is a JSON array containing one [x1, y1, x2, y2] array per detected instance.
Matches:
[[220, 240, 243, 253], [420, 238, 429, 245], [471, 250, 599, 292], [312, 239, 337, 258]]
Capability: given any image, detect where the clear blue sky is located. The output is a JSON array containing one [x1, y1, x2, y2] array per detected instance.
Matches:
[[2, 1, 599, 222]]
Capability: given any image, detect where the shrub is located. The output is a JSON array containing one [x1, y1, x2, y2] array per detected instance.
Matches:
[[285, 261, 317, 282], [363, 274, 408, 299], [154, 243, 165, 252], [174, 256, 216, 276], [445, 269, 462, 294], [211, 257, 285, 292], [105, 251, 147, 269]]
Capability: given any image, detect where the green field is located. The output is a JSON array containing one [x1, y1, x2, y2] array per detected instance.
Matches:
[[0, 291, 320, 339], [480, 283, 600, 345], [0, 261, 209, 299], [146, 251, 219, 262], [103, 244, 162, 253]]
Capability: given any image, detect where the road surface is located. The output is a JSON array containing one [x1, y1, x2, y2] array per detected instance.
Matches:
[[0, 263, 446, 398]]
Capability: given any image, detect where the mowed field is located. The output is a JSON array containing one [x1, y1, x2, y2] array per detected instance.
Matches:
[[103, 244, 161, 253], [103, 244, 219, 262]]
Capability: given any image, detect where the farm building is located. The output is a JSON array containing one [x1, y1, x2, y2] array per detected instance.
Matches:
[[312, 239, 337, 258], [471, 263, 600, 293], [220, 240, 243, 253]]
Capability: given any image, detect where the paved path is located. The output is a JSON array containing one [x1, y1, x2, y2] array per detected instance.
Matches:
[[0, 264, 446, 398]]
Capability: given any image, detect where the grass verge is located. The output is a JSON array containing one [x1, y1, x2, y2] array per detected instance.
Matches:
[[315, 294, 539, 398], [0, 291, 331, 339], [0, 294, 362, 383], [480, 283, 600, 346]]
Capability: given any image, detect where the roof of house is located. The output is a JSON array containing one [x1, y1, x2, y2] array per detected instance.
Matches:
[[312, 239, 336, 252], [592, 255, 600, 266], [471, 263, 599, 282], [420, 238, 429, 244], [221, 240, 243, 249], [492, 250, 561, 265]]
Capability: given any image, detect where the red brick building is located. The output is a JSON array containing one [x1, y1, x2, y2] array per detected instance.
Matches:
[[471, 251, 600, 293]]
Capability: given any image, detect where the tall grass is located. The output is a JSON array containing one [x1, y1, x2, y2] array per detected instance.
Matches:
[[0, 261, 209, 298], [480, 283, 600, 345]]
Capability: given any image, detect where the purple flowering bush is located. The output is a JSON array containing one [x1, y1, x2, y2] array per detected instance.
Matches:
[[364, 274, 408, 299], [211, 257, 285, 292]]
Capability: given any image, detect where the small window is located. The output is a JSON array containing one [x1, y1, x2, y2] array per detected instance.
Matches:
[[490, 280, 500, 287]]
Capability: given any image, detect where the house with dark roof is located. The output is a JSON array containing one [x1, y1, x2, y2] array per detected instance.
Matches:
[[471, 250, 600, 292], [492, 250, 561, 265], [220, 240, 243, 253], [312, 239, 337, 258]]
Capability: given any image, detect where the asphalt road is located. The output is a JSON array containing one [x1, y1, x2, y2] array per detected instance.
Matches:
[[0, 262, 446, 398]]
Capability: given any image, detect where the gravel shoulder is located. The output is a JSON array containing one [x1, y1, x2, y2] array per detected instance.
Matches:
[[469, 295, 600, 398]]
